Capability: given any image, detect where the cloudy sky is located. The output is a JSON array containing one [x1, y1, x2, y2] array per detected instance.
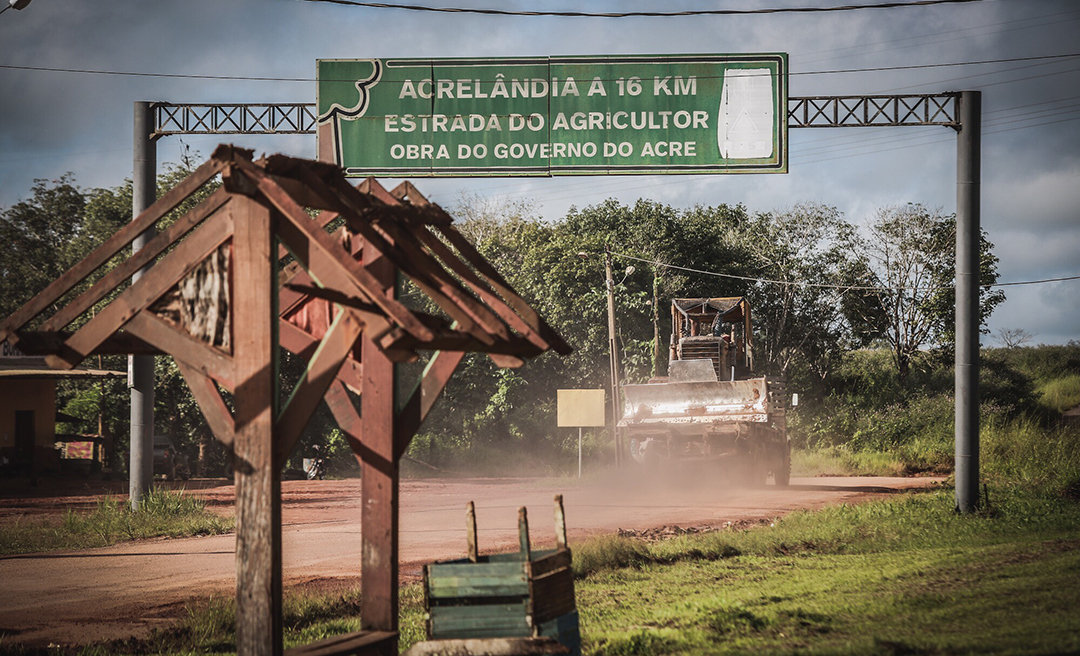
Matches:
[[1, 0, 1077, 344]]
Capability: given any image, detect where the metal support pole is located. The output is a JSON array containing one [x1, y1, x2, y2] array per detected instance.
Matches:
[[130, 101, 156, 510], [578, 427, 583, 478], [605, 244, 623, 467], [955, 90, 981, 513]]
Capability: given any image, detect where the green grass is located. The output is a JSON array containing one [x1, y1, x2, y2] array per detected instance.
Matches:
[[21, 483, 1076, 656], [1037, 373, 1080, 413], [0, 488, 232, 556]]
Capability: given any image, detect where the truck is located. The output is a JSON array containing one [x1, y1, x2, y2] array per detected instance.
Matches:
[[618, 297, 790, 486]]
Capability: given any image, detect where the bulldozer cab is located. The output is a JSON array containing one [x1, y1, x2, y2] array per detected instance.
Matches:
[[670, 297, 753, 381]]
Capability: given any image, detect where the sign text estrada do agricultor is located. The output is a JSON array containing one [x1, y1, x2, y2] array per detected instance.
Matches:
[[317, 54, 788, 177]]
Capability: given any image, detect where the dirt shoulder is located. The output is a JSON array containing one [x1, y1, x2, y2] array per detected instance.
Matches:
[[0, 474, 944, 647]]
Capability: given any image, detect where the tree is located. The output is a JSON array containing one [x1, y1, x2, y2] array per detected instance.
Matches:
[[735, 203, 859, 380], [997, 328, 1034, 349], [845, 204, 1004, 381]]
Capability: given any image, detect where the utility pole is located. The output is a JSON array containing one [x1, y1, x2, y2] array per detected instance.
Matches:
[[605, 244, 623, 467], [130, 101, 156, 510], [955, 90, 981, 513]]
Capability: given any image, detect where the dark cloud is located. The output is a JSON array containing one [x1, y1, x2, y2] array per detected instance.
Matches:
[[1, 0, 1077, 340]]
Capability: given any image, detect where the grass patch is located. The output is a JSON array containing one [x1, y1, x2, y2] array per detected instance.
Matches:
[[1037, 373, 1080, 413], [14, 485, 1079, 656], [576, 487, 1080, 655], [0, 488, 232, 556]]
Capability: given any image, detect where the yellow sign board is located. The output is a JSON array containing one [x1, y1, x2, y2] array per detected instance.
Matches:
[[557, 389, 606, 427]]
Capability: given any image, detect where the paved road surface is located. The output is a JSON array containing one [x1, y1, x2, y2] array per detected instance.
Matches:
[[0, 475, 943, 646]]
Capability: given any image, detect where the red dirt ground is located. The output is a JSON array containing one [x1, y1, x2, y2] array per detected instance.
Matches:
[[0, 474, 944, 647]]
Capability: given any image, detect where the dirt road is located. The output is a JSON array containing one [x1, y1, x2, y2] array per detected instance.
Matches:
[[0, 475, 943, 646]]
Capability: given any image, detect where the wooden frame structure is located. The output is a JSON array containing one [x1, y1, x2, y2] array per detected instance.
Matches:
[[0, 144, 570, 656]]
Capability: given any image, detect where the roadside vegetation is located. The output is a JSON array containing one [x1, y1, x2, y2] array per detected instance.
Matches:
[[8, 416, 1075, 656], [0, 488, 231, 556]]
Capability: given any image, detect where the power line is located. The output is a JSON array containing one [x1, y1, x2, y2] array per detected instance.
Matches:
[[608, 250, 1080, 292], [3, 52, 1078, 83], [298, 0, 988, 18]]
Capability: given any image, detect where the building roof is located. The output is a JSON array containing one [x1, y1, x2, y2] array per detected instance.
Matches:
[[0, 357, 124, 380]]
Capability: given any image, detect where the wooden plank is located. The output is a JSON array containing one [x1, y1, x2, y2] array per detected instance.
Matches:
[[427, 561, 529, 580], [326, 195, 497, 347], [233, 159, 433, 343], [427, 581, 530, 599], [43, 189, 231, 333], [230, 197, 283, 656], [554, 495, 568, 551], [274, 308, 363, 467], [518, 508, 531, 562], [393, 350, 465, 460], [364, 213, 511, 345], [283, 630, 396, 656], [466, 501, 478, 563], [359, 234, 398, 647], [531, 571, 576, 625], [272, 197, 427, 347], [48, 212, 234, 369], [276, 210, 339, 264], [278, 319, 365, 395], [429, 604, 530, 630], [176, 361, 235, 448], [0, 157, 226, 343], [413, 228, 551, 351], [531, 550, 572, 580], [324, 378, 385, 473], [124, 312, 235, 389], [436, 224, 571, 356]]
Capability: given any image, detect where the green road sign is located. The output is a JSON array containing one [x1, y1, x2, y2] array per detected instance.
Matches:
[[317, 54, 787, 177]]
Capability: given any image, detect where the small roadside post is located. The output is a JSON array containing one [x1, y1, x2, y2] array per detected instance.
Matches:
[[557, 389, 606, 477]]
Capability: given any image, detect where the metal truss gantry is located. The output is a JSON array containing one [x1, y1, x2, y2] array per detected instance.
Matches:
[[149, 93, 962, 137]]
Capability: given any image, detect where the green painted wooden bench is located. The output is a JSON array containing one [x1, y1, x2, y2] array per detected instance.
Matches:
[[420, 495, 580, 656]]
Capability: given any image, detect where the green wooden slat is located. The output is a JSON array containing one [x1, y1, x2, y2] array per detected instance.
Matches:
[[428, 561, 528, 578], [430, 602, 528, 620], [428, 582, 530, 598], [432, 626, 534, 639], [429, 604, 531, 637]]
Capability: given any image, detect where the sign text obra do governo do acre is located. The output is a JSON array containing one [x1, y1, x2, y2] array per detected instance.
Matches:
[[317, 55, 788, 177]]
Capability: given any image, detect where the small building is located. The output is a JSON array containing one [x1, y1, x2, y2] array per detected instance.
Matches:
[[1, 343, 123, 476]]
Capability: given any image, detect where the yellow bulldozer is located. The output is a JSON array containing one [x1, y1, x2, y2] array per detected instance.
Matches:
[[618, 297, 790, 486]]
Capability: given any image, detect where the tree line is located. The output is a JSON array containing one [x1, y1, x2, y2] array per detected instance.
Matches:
[[0, 161, 1003, 474]]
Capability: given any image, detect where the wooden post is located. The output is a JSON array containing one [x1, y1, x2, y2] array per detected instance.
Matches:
[[231, 198, 282, 656], [360, 236, 399, 653], [554, 495, 567, 551], [517, 507, 531, 561], [466, 501, 478, 563]]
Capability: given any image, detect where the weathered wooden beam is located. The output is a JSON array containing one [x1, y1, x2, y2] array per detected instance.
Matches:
[[360, 234, 399, 654], [0, 157, 226, 343], [255, 166, 433, 343], [283, 630, 397, 656], [176, 361, 236, 448], [326, 179, 502, 348], [274, 308, 364, 468], [43, 190, 231, 333], [11, 330, 160, 356], [435, 223, 572, 356], [231, 197, 283, 656], [48, 213, 234, 369], [412, 227, 551, 351], [466, 501, 478, 563], [393, 350, 465, 460], [124, 312, 235, 390]]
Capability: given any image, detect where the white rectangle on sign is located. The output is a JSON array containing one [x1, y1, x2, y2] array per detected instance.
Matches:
[[557, 389, 606, 427], [719, 68, 774, 159]]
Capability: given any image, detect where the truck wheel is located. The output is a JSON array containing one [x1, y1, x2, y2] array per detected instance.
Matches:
[[773, 452, 791, 487]]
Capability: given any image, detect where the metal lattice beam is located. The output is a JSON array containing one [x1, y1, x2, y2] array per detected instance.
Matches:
[[150, 94, 961, 138], [153, 103, 317, 138], [787, 94, 959, 128]]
